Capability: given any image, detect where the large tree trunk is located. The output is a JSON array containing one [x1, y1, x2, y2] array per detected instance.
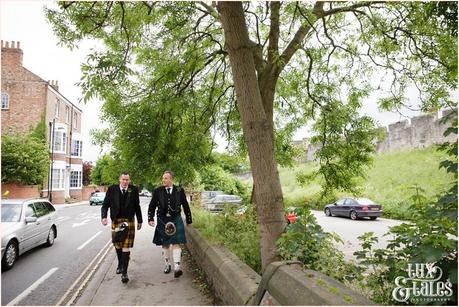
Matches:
[[217, 1, 285, 270]]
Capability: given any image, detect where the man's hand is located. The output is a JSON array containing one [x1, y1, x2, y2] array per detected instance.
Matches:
[[101, 218, 108, 226], [137, 223, 142, 230], [148, 220, 155, 227]]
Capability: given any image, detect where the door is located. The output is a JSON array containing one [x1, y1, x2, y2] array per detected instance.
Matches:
[[33, 202, 52, 244], [21, 204, 40, 253], [333, 199, 346, 216]]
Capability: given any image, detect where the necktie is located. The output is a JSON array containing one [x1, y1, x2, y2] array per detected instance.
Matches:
[[122, 189, 126, 195], [167, 188, 171, 195]]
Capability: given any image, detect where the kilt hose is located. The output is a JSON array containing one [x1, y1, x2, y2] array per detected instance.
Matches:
[[111, 218, 136, 249], [153, 214, 187, 246]]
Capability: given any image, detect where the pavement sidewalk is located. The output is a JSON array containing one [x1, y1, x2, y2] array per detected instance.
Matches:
[[74, 215, 213, 306]]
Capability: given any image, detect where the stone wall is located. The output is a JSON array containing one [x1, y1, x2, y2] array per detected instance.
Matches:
[[296, 110, 456, 161]]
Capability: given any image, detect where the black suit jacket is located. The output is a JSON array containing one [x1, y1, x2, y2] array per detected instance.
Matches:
[[101, 184, 143, 223], [148, 185, 192, 224]]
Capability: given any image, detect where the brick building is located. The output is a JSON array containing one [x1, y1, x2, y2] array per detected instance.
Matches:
[[1, 40, 84, 204]]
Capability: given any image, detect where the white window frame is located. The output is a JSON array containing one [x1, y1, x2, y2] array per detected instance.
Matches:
[[70, 171, 82, 188], [54, 100, 60, 118], [71, 139, 83, 157], [73, 111, 78, 130], [1, 92, 9, 109], [65, 105, 70, 123], [52, 131, 67, 153], [51, 168, 65, 190]]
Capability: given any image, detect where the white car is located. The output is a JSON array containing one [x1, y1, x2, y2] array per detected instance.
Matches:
[[1, 199, 58, 270], [206, 194, 242, 212]]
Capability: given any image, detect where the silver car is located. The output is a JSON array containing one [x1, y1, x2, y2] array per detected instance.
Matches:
[[206, 194, 242, 212], [1, 199, 58, 270]]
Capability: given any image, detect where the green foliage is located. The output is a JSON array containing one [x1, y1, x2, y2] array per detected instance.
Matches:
[[1, 133, 49, 185], [199, 164, 250, 200], [91, 154, 124, 186], [210, 152, 249, 174], [277, 207, 362, 283], [29, 113, 47, 144], [301, 96, 377, 197], [354, 114, 458, 305], [192, 205, 261, 273]]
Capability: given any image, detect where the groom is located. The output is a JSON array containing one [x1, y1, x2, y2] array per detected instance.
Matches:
[[101, 171, 143, 283]]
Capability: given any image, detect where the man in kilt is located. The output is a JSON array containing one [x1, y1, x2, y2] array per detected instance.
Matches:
[[148, 171, 192, 278], [101, 171, 143, 283]]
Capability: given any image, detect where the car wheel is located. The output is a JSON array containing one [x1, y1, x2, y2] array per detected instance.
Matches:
[[369, 216, 377, 220], [89, 202, 93, 206], [2, 240, 18, 270], [325, 208, 332, 217], [350, 210, 358, 220], [45, 226, 56, 247]]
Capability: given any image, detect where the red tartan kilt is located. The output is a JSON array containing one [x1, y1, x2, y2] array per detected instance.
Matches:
[[111, 218, 136, 249]]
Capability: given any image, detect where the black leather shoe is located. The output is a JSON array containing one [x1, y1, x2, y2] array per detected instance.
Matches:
[[164, 264, 171, 274], [121, 274, 129, 283], [174, 269, 183, 278], [116, 266, 122, 274]]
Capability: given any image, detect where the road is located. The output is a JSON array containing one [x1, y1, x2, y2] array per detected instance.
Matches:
[[1, 197, 151, 306], [311, 210, 404, 261]]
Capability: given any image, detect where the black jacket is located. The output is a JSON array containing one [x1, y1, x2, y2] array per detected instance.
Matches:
[[148, 185, 192, 224], [101, 184, 143, 223]]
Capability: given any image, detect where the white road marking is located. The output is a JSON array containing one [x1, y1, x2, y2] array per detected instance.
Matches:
[[56, 240, 112, 306], [72, 219, 91, 228], [77, 231, 102, 250], [7, 267, 59, 306]]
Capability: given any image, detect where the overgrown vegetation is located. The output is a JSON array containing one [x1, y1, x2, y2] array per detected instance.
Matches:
[[1, 118, 49, 185]]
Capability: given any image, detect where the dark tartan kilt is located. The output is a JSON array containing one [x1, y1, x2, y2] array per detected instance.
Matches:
[[153, 214, 187, 246], [111, 218, 136, 249]]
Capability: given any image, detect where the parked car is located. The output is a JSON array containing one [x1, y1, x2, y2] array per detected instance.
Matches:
[[201, 191, 224, 205], [139, 190, 152, 197], [205, 194, 242, 212], [324, 197, 383, 220], [1, 199, 58, 270], [89, 192, 106, 206]]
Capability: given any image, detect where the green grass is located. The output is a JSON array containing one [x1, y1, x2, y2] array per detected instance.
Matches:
[[241, 146, 454, 220]]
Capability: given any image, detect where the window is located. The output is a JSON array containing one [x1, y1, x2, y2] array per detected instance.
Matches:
[[33, 202, 49, 217], [73, 111, 78, 129], [71, 140, 83, 157], [54, 100, 60, 118], [43, 201, 55, 212], [1, 92, 9, 109], [25, 204, 36, 218], [70, 171, 82, 188], [65, 106, 70, 123], [336, 199, 345, 206], [53, 131, 67, 152], [52, 169, 64, 189]]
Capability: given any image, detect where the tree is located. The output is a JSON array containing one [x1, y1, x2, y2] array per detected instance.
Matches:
[[91, 154, 123, 186], [82, 161, 93, 185], [1, 133, 49, 185], [47, 1, 457, 269]]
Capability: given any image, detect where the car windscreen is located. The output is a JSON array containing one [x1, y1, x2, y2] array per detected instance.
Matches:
[[1, 203, 23, 222], [93, 193, 106, 197]]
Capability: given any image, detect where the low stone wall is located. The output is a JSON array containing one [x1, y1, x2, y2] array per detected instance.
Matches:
[[185, 225, 373, 305], [185, 226, 261, 305], [1, 183, 40, 199]]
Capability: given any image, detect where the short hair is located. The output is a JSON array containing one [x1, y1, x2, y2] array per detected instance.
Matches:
[[120, 171, 130, 177], [163, 170, 174, 179]]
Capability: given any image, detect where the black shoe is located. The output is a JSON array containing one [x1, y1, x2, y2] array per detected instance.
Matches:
[[121, 273, 129, 283], [174, 269, 183, 278], [116, 266, 122, 274], [164, 264, 171, 274]]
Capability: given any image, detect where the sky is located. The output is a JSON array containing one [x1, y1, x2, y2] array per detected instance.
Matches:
[[1, 1, 427, 163]]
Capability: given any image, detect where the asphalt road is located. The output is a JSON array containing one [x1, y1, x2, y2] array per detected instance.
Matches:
[[311, 210, 404, 261], [1, 197, 151, 306]]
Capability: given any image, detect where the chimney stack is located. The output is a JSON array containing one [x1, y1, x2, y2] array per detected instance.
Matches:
[[1, 40, 24, 67], [49, 80, 59, 92]]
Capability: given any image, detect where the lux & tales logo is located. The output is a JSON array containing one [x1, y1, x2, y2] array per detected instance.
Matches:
[[392, 263, 453, 303]]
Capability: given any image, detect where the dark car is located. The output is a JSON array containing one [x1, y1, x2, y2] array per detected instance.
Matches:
[[324, 197, 383, 220]]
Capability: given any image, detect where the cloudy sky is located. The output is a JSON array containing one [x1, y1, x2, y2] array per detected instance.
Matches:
[[2, 1, 425, 163]]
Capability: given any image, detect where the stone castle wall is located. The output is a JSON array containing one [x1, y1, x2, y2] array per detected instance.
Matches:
[[297, 110, 456, 162]]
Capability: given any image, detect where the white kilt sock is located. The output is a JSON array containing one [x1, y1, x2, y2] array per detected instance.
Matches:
[[172, 246, 181, 270], [162, 246, 171, 265]]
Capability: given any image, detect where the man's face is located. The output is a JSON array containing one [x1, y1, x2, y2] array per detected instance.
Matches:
[[162, 173, 173, 187], [119, 174, 130, 188]]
